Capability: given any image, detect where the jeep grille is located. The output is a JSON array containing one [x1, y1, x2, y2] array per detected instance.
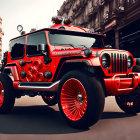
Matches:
[[111, 53, 128, 73]]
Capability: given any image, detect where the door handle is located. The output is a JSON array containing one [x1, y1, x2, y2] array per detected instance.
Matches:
[[26, 61, 32, 63], [19, 60, 32, 66]]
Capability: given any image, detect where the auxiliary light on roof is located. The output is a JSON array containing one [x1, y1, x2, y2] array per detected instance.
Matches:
[[52, 16, 72, 25]]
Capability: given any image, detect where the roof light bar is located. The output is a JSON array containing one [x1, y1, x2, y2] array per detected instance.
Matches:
[[52, 16, 72, 25], [64, 17, 72, 25], [52, 16, 63, 24]]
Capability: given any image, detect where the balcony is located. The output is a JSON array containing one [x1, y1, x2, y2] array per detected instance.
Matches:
[[124, 0, 138, 8], [88, 6, 98, 19], [96, 0, 105, 7], [72, 0, 87, 14], [108, 9, 118, 18], [123, 0, 140, 11]]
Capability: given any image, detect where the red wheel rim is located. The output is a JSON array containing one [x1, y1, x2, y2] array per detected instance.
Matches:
[[0, 82, 4, 107], [44, 95, 55, 101], [61, 78, 87, 121]]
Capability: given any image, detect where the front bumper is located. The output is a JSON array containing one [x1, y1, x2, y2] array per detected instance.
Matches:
[[104, 72, 140, 96]]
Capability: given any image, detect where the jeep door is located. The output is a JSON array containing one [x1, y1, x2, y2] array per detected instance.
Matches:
[[22, 31, 51, 82]]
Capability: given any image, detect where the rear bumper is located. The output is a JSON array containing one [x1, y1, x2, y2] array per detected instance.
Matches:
[[104, 72, 140, 96]]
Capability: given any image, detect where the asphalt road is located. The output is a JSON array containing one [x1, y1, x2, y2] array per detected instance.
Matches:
[[0, 96, 139, 140]]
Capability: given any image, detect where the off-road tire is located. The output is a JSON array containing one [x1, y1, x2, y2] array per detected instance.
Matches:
[[0, 73, 15, 113], [115, 65, 140, 114], [42, 95, 58, 106], [58, 70, 105, 129], [115, 94, 140, 114]]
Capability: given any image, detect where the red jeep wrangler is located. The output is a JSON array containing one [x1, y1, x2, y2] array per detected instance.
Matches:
[[0, 17, 140, 128]]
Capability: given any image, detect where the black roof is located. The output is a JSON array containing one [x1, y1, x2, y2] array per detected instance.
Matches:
[[10, 28, 104, 41]]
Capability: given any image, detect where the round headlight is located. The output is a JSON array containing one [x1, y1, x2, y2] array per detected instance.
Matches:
[[127, 56, 133, 69], [101, 53, 110, 69]]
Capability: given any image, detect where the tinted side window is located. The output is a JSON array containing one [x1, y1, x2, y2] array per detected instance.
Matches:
[[10, 36, 25, 59], [27, 31, 47, 56]]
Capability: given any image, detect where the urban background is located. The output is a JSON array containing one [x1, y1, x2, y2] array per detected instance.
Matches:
[[58, 0, 140, 58], [0, 0, 140, 59], [0, 17, 4, 60]]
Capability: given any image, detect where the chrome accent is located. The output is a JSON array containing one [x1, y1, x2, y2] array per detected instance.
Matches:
[[18, 80, 60, 92], [77, 93, 84, 105]]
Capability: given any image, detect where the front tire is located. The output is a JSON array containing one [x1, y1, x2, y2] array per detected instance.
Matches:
[[58, 70, 105, 128], [0, 73, 15, 113]]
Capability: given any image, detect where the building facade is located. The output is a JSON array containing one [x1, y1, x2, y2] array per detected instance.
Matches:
[[58, 0, 140, 57], [0, 17, 4, 60]]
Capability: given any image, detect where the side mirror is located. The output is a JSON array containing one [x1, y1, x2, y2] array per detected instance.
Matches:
[[105, 45, 112, 48], [37, 44, 46, 52]]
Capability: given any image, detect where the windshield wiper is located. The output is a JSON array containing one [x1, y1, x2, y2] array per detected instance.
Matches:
[[54, 43, 75, 48]]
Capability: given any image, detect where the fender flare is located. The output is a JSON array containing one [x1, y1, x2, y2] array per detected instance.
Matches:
[[52, 59, 90, 81], [4, 66, 19, 81]]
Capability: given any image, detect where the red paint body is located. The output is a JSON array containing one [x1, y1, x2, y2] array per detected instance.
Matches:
[[3, 24, 140, 96]]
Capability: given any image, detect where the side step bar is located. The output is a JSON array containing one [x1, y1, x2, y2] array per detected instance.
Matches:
[[13, 81, 60, 92]]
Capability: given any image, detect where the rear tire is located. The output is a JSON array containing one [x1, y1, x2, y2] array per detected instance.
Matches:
[[58, 70, 105, 128], [42, 95, 58, 106], [115, 93, 140, 114], [115, 65, 140, 114], [0, 73, 15, 113]]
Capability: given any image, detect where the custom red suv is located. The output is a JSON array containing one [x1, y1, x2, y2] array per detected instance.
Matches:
[[0, 17, 140, 128]]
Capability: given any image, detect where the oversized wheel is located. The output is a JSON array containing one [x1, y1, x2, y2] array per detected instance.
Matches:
[[42, 95, 58, 106], [0, 73, 15, 113], [58, 70, 105, 128]]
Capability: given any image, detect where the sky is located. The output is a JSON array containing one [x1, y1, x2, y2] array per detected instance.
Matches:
[[0, 0, 65, 52]]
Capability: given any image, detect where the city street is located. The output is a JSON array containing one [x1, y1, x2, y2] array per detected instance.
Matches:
[[0, 96, 139, 140]]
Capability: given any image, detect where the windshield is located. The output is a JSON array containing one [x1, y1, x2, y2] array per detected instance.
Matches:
[[48, 32, 104, 49]]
